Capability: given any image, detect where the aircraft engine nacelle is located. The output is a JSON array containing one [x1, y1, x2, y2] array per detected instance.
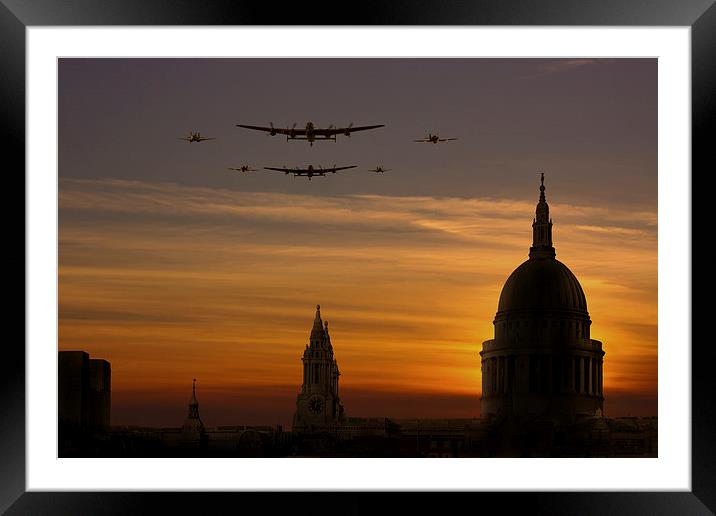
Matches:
[[269, 129, 276, 136], [344, 130, 351, 136]]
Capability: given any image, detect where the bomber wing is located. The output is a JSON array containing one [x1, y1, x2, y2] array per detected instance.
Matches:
[[237, 124, 307, 136], [315, 124, 384, 136], [324, 165, 358, 173], [264, 166, 294, 173]]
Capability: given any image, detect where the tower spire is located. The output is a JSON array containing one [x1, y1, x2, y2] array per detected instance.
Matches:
[[181, 377, 205, 445], [310, 304, 325, 344], [530, 172, 555, 259]]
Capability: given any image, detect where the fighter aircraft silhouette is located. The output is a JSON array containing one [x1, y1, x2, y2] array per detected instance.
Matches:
[[177, 131, 215, 142], [228, 165, 257, 173], [263, 164, 357, 180], [368, 166, 391, 173], [237, 122, 384, 146], [413, 133, 458, 144]]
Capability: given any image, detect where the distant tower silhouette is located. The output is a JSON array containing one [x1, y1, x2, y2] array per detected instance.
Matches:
[[181, 378, 206, 447], [479, 174, 605, 422], [293, 305, 344, 432]]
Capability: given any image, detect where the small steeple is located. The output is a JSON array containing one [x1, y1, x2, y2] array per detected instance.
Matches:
[[181, 377, 205, 445], [530, 172, 555, 259], [187, 378, 200, 419]]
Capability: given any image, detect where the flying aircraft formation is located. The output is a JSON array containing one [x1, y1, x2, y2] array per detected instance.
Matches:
[[176, 121, 459, 181]]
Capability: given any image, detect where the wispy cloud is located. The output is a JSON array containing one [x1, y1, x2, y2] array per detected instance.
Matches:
[[522, 58, 617, 79], [59, 178, 657, 424]]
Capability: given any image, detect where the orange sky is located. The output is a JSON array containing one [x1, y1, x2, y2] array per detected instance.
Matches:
[[58, 177, 657, 427]]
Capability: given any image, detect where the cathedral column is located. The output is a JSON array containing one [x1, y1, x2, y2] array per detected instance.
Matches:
[[579, 357, 585, 394], [498, 356, 504, 394]]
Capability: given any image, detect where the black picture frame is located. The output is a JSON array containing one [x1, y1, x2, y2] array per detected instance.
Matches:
[[4, 1, 713, 514]]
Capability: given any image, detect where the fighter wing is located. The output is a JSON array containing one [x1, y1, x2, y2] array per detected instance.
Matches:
[[176, 137, 190, 141], [317, 124, 384, 136], [413, 139, 430, 142], [236, 124, 306, 136], [439, 138, 458, 141], [198, 137, 216, 141]]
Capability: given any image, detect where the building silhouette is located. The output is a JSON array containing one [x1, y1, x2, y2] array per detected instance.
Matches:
[[292, 305, 345, 433], [58, 350, 111, 455], [480, 174, 605, 422], [180, 378, 207, 448]]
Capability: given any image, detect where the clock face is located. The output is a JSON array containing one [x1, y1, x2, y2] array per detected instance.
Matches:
[[309, 396, 324, 414]]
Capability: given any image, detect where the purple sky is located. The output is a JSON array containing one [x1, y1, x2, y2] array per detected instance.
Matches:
[[59, 58, 656, 209]]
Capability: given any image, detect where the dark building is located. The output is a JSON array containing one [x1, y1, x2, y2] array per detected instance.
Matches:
[[58, 351, 90, 434], [89, 359, 111, 433], [58, 350, 112, 455], [480, 174, 605, 422]]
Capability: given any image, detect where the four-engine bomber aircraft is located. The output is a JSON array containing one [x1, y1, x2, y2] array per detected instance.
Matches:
[[228, 165, 257, 173], [177, 131, 215, 142], [413, 133, 458, 144], [237, 122, 384, 146], [264, 164, 357, 180], [368, 165, 391, 173]]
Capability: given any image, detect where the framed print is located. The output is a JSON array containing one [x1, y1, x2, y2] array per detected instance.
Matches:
[[5, 0, 714, 513]]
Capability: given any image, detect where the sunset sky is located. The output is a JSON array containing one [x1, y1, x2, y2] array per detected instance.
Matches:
[[58, 58, 657, 427]]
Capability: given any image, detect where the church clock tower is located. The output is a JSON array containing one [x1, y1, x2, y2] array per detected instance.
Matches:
[[293, 305, 344, 433]]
